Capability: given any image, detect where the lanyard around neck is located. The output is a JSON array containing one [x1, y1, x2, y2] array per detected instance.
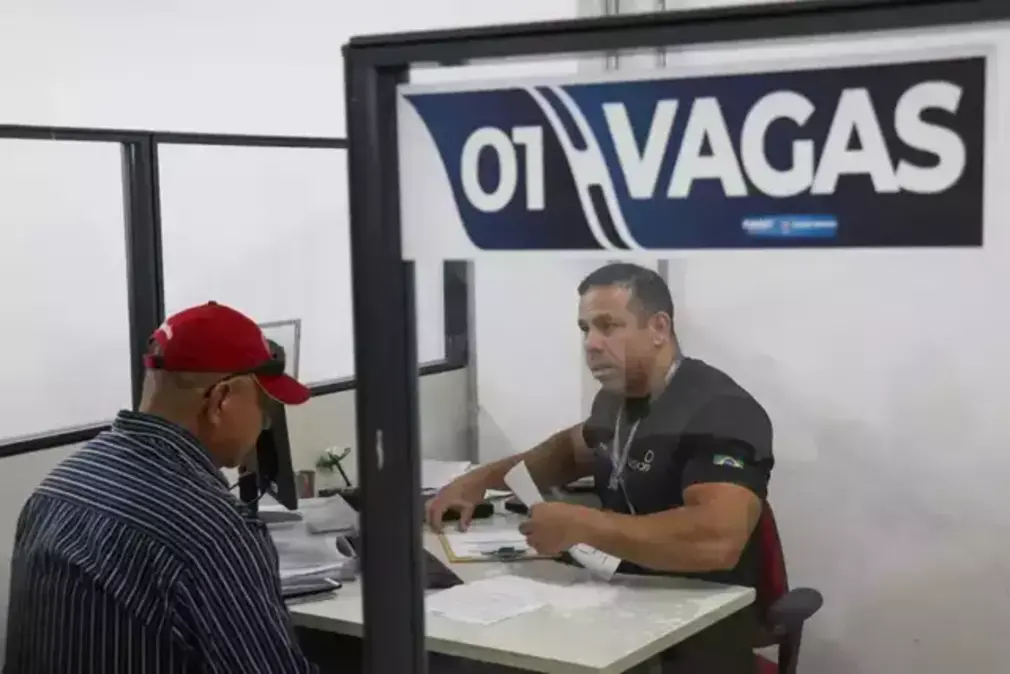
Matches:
[[606, 358, 680, 492], [608, 413, 642, 491]]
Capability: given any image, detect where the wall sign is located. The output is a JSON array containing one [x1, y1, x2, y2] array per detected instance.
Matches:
[[397, 55, 985, 257]]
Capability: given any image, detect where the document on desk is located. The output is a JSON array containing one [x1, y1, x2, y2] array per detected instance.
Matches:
[[426, 576, 548, 625], [504, 461, 622, 581], [441, 530, 531, 560]]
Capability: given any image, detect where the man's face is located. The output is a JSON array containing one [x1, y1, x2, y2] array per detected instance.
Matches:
[[578, 285, 661, 394], [201, 376, 270, 468]]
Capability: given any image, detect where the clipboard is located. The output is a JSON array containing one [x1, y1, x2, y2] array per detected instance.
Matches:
[[437, 530, 552, 563]]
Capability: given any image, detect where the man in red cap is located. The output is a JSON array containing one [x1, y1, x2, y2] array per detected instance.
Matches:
[[4, 302, 323, 673], [140, 301, 312, 468]]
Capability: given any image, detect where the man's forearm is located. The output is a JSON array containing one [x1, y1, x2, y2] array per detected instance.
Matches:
[[580, 507, 742, 573], [470, 425, 589, 492]]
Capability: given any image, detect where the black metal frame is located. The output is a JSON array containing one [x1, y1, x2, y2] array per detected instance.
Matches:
[[0, 125, 470, 457], [342, 0, 1007, 672]]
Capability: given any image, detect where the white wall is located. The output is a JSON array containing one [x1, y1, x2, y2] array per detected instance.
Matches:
[[475, 258, 599, 461], [0, 0, 579, 138], [286, 370, 471, 486], [657, 30, 1010, 674], [617, 3, 1010, 673]]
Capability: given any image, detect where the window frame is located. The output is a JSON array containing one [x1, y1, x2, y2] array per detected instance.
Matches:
[[0, 125, 470, 457]]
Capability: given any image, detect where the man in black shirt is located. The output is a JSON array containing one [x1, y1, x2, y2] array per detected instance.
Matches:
[[428, 263, 772, 674]]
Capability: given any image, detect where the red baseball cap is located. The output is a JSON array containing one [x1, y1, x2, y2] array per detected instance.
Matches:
[[143, 302, 311, 405]]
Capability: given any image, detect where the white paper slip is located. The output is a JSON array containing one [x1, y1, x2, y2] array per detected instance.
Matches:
[[570, 543, 622, 581], [505, 461, 622, 581], [426, 576, 547, 625], [504, 461, 544, 506]]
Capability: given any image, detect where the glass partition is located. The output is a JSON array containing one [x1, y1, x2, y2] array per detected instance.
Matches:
[[344, 5, 1004, 673], [0, 139, 131, 444]]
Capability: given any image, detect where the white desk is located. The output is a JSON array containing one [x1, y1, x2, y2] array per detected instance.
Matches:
[[289, 514, 755, 674]]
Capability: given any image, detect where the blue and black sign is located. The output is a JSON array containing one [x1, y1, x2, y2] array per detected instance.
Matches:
[[402, 57, 985, 251]]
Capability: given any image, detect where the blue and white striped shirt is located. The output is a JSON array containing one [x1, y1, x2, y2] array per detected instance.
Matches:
[[4, 411, 319, 674]]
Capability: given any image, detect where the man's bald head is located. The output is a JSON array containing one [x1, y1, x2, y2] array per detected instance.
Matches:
[[140, 365, 268, 468], [140, 369, 223, 412], [139, 302, 311, 467]]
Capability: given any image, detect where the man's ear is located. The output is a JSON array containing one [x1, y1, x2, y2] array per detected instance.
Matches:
[[204, 381, 230, 424], [649, 312, 672, 341]]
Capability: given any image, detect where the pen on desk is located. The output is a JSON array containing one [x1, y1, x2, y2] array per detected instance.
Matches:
[[481, 546, 525, 561]]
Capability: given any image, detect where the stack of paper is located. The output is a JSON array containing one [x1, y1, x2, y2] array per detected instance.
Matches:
[[426, 576, 547, 625], [299, 495, 359, 535], [269, 521, 357, 584]]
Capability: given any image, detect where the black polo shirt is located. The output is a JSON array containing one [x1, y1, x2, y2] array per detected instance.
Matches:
[[582, 357, 773, 587]]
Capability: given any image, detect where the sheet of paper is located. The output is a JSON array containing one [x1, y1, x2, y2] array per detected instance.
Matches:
[[426, 576, 547, 625], [442, 530, 530, 558], [508, 577, 619, 611], [422, 459, 472, 492], [504, 461, 544, 506], [504, 461, 622, 581]]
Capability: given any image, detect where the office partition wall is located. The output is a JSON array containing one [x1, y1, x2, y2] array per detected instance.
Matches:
[[0, 125, 469, 457]]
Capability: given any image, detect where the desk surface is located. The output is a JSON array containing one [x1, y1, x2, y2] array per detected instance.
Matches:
[[289, 514, 754, 674]]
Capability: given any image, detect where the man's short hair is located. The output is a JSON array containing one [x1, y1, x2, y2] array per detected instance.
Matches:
[[577, 263, 674, 330]]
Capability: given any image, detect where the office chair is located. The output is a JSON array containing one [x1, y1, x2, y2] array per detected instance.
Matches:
[[753, 503, 823, 674]]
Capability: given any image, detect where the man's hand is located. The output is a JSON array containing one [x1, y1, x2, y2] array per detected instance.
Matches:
[[425, 474, 487, 532], [518, 502, 594, 556]]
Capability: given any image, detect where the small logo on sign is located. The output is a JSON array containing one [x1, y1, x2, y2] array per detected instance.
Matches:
[[742, 215, 837, 238]]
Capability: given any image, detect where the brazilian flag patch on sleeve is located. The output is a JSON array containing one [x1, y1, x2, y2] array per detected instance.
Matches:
[[712, 454, 745, 469]]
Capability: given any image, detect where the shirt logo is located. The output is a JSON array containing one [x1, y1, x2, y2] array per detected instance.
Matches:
[[713, 454, 745, 469], [627, 449, 655, 473]]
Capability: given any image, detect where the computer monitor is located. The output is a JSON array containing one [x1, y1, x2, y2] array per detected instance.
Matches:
[[237, 400, 298, 514], [237, 340, 299, 515], [256, 398, 299, 510]]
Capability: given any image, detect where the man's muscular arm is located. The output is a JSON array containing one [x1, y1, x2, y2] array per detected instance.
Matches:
[[468, 424, 594, 491]]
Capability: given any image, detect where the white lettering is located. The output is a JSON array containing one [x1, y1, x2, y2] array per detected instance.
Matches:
[[459, 78, 966, 209], [460, 127, 518, 212], [741, 91, 816, 198], [668, 97, 748, 199], [604, 100, 678, 199], [812, 88, 899, 195], [894, 81, 966, 194], [511, 125, 546, 210]]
